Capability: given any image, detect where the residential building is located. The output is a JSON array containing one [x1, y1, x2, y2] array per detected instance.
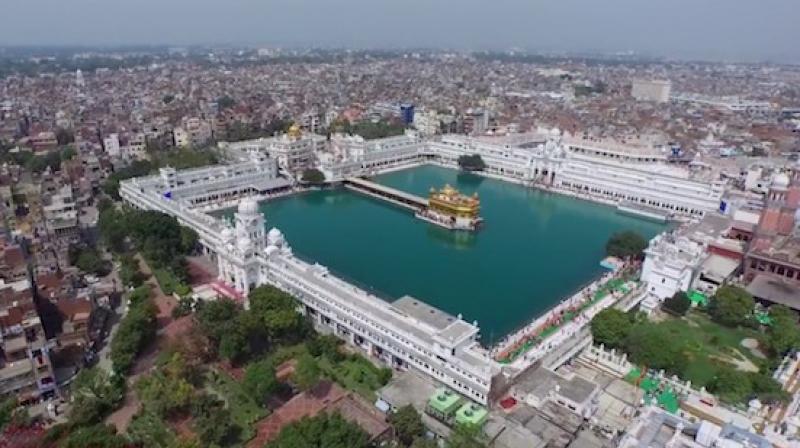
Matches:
[[0, 279, 57, 404], [102, 133, 120, 158], [631, 79, 671, 103]]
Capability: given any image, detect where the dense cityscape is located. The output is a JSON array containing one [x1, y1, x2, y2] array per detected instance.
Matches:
[[1, 40, 800, 448]]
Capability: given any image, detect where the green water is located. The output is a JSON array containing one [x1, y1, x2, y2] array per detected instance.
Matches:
[[251, 165, 664, 342]]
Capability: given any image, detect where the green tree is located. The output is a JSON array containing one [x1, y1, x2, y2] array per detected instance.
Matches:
[[135, 353, 195, 417], [624, 323, 687, 373], [127, 410, 177, 448], [196, 299, 240, 343], [590, 308, 633, 348], [268, 413, 369, 448], [119, 255, 146, 287], [457, 154, 486, 172], [110, 287, 158, 374], [243, 359, 280, 406], [709, 367, 752, 404], [390, 405, 425, 446], [218, 328, 249, 363], [605, 231, 648, 259], [411, 438, 439, 448], [190, 394, 235, 447], [63, 424, 129, 448], [447, 423, 486, 448], [68, 368, 125, 427], [767, 304, 800, 356], [307, 334, 345, 362], [75, 248, 110, 276], [248, 285, 304, 341], [301, 168, 326, 184], [749, 372, 790, 404], [709, 285, 754, 327], [293, 354, 321, 391], [0, 398, 26, 432], [662, 291, 691, 316]]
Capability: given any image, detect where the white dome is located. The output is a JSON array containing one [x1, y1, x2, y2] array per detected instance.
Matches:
[[267, 227, 284, 246], [264, 246, 279, 257], [238, 198, 258, 215], [772, 172, 790, 189], [237, 237, 252, 253], [220, 227, 234, 241]]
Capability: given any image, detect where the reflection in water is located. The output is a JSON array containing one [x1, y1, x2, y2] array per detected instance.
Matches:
[[426, 225, 477, 250], [456, 171, 485, 191]]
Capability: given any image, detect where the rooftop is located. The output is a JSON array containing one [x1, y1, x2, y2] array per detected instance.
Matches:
[[747, 274, 800, 309], [428, 388, 462, 415]]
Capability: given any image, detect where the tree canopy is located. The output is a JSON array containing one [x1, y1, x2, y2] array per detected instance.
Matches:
[[110, 285, 158, 374], [709, 367, 789, 405], [605, 231, 648, 259], [248, 285, 305, 341], [623, 323, 687, 373], [243, 359, 280, 406], [301, 168, 326, 185], [293, 354, 321, 391], [662, 291, 691, 316], [68, 368, 126, 427], [267, 413, 369, 448], [590, 308, 633, 348], [390, 405, 426, 447], [709, 285, 754, 327], [766, 304, 800, 356], [457, 154, 486, 172]]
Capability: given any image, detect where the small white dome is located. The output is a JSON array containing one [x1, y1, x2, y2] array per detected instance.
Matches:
[[237, 237, 252, 253], [264, 245, 279, 257], [772, 172, 790, 189], [238, 198, 258, 215], [267, 227, 284, 246], [220, 227, 234, 241]]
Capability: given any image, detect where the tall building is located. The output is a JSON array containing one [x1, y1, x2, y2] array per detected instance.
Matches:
[[400, 103, 415, 126], [462, 109, 489, 135], [631, 79, 671, 103], [102, 133, 120, 157], [75, 69, 85, 88]]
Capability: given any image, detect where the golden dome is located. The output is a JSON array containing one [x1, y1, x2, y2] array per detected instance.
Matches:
[[287, 123, 302, 138]]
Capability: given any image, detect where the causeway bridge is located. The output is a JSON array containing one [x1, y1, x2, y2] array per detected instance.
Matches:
[[343, 177, 428, 212]]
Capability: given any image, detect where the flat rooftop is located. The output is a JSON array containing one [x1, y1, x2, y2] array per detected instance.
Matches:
[[747, 274, 800, 310], [393, 295, 457, 330]]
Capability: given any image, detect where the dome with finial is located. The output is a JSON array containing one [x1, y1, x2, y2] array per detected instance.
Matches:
[[287, 123, 302, 139], [238, 198, 258, 215], [267, 227, 284, 246], [237, 237, 252, 253]]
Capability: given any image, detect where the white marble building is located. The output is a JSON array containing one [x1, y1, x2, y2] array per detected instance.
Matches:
[[316, 131, 725, 219], [640, 233, 705, 302]]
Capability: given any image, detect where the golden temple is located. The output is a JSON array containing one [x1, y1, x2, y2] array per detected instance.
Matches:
[[427, 184, 480, 219]]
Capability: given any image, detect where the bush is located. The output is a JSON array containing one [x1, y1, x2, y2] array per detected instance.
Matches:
[[624, 324, 687, 374], [590, 308, 633, 348], [301, 168, 326, 184], [605, 231, 648, 259], [110, 287, 158, 374], [662, 292, 691, 316], [457, 154, 486, 171], [709, 285, 754, 327]]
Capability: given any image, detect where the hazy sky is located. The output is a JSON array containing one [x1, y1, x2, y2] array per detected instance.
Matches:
[[2, 0, 798, 62]]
